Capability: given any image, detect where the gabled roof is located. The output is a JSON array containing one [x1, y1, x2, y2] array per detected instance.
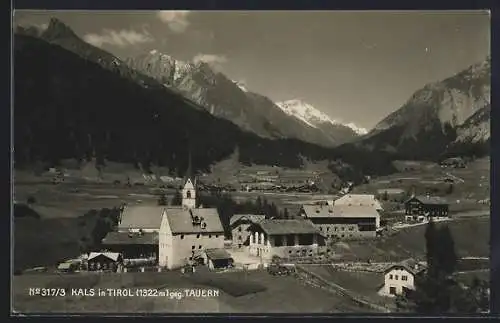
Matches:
[[230, 214, 265, 226], [88, 252, 121, 262], [406, 195, 448, 205], [204, 248, 232, 260], [301, 204, 379, 219], [384, 258, 427, 275], [334, 194, 383, 210], [118, 205, 166, 230], [250, 219, 322, 236], [101, 231, 158, 245], [164, 207, 224, 234]]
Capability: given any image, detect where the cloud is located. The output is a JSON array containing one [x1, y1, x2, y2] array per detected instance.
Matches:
[[83, 28, 154, 48], [192, 54, 227, 65], [156, 10, 191, 33]]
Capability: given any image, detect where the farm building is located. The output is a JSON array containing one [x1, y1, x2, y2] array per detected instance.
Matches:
[[203, 248, 234, 270], [378, 258, 427, 297], [101, 231, 159, 261], [87, 252, 122, 272], [333, 194, 383, 211], [158, 174, 226, 270], [440, 157, 466, 168], [117, 205, 166, 233], [404, 194, 449, 219], [376, 188, 406, 200], [300, 204, 380, 240], [247, 219, 326, 261], [230, 214, 266, 247]]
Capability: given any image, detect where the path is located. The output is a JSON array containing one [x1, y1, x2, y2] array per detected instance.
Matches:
[[445, 172, 465, 183]]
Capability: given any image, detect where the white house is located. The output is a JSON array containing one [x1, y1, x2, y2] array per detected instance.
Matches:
[[378, 258, 427, 297], [158, 176, 227, 270], [247, 219, 326, 262]]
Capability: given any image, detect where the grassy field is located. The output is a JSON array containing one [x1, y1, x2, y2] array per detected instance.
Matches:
[[354, 157, 490, 202], [12, 269, 366, 313], [330, 216, 490, 262], [301, 264, 394, 310]]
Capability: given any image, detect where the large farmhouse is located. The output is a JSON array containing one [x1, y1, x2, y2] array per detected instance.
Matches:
[[404, 194, 449, 219], [300, 204, 380, 240], [378, 258, 427, 297], [102, 171, 228, 270], [333, 194, 383, 211], [158, 176, 228, 270], [247, 219, 326, 261], [230, 214, 266, 247]]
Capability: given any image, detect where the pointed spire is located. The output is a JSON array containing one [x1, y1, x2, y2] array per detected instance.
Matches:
[[186, 146, 193, 180]]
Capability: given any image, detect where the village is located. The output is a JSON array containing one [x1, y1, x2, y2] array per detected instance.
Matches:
[[12, 154, 490, 313]]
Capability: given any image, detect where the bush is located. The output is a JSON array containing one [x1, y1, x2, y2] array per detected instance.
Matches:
[[27, 195, 36, 205]]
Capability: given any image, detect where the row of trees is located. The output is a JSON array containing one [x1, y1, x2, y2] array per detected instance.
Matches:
[[396, 221, 489, 313]]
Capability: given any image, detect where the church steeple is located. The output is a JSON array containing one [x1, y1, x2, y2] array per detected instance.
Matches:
[[182, 146, 197, 209]]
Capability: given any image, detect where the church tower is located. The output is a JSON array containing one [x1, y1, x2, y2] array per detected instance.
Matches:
[[182, 148, 197, 209]]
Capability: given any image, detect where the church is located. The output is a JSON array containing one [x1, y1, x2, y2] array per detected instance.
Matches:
[[102, 160, 229, 270], [158, 173, 229, 270]]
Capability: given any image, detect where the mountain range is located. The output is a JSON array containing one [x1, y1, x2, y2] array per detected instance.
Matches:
[[351, 57, 490, 160], [13, 18, 490, 180], [124, 50, 362, 147], [14, 19, 397, 182]]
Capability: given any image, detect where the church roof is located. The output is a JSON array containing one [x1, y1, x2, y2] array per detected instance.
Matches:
[[164, 207, 224, 234]]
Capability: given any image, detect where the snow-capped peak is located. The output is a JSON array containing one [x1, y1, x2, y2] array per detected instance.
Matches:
[[276, 99, 368, 135], [232, 80, 248, 92]]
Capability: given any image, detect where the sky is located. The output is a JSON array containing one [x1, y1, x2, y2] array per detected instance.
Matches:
[[13, 10, 490, 130]]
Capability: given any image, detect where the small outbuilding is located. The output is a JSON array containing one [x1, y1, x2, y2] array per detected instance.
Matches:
[[203, 248, 233, 270], [87, 252, 123, 272]]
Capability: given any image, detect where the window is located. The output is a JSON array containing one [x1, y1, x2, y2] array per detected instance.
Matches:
[[395, 275, 399, 280], [341, 234, 345, 238], [389, 287, 397, 295], [341, 227, 345, 231], [402, 276, 408, 281], [216, 235, 219, 238], [349, 227, 354, 231], [199, 245, 202, 249], [326, 227, 330, 232], [238, 236, 242, 240], [389, 274, 393, 279], [187, 191, 191, 198], [192, 246, 195, 250], [209, 234, 212, 238], [334, 227, 337, 231], [181, 235, 184, 239], [197, 234, 200, 238], [238, 227, 242, 232], [289, 250, 292, 254]]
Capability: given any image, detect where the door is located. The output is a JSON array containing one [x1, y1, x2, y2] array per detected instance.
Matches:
[[389, 286, 397, 295]]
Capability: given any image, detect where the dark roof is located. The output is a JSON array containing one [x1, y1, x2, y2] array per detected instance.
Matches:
[[163, 207, 224, 234], [406, 195, 448, 205], [252, 219, 322, 236], [204, 248, 232, 260], [302, 204, 380, 219], [101, 231, 158, 245], [384, 258, 427, 275], [230, 214, 265, 226]]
